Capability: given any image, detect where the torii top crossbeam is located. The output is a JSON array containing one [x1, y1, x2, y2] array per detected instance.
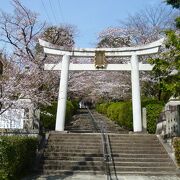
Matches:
[[39, 38, 164, 57], [39, 38, 164, 133]]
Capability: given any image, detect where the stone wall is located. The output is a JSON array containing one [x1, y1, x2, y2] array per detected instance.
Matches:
[[157, 100, 180, 138]]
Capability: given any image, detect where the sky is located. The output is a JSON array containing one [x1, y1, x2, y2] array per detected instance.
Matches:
[[1, 0, 165, 48]]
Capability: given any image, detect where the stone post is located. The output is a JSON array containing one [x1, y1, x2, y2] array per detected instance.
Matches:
[[142, 107, 147, 132]]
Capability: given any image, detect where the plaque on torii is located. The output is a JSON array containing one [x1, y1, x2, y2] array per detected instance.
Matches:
[[39, 38, 164, 132], [94, 51, 106, 69]]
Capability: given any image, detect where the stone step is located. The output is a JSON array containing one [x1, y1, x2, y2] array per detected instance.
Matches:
[[39, 170, 104, 176], [42, 160, 103, 166], [47, 142, 101, 146], [44, 152, 103, 157], [43, 156, 172, 163], [48, 135, 100, 139], [38, 170, 178, 176], [44, 148, 102, 154], [116, 171, 178, 175], [48, 134, 158, 139], [44, 152, 170, 159], [112, 153, 170, 159], [41, 164, 105, 171], [64, 129, 94, 133], [47, 142, 162, 148], [110, 143, 161, 147], [112, 162, 175, 167], [43, 156, 104, 161], [44, 148, 166, 154], [49, 133, 156, 138], [49, 133, 100, 136], [108, 137, 159, 140], [49, 134, 157, 139], [48, 139, 101, 143], [39, 169, 177, 176], [45, 145, 165, 151], [47, 139, 160, 145], [109, 134, 156, 137], [41, 160, 175, 167], [108, 166, 176, 172], [40, 164, 175, 173], [46, 145, 101, 149]]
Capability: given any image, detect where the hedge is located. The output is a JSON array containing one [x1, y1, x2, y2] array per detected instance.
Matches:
[[71, 100, 79, 114], [96, 103, 111, 115], [173, 138, 180, 166], [40, 101, 57, 130], [96, 99, 164, 133], [106, 102, 133, 130], [66, 101, 75, 124], [143, 102, 164, 134], [0, 136, 37, 180], [40, 100, 78, 130]]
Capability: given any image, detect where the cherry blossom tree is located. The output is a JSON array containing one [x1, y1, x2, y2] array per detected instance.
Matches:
[[0, 0, 76, 114], [81, 3, 179, 101]]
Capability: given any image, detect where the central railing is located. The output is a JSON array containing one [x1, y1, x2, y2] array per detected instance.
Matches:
[[87, 107, 118, 180]]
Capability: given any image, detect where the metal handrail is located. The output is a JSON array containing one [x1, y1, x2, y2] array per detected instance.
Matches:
[[106, 133, 112, 161], [87, 108, 118, 180], [106, 133, 118, 180], [87, 108, 106, 161], [99, 123, 112, 180]]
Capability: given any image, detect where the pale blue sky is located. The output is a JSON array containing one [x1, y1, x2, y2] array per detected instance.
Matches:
[[1, 0, 165, 48]]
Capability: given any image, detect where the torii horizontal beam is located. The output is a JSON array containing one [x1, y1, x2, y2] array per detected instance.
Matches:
[[39, 38, 164, 57], [44, 63, 153, 71]]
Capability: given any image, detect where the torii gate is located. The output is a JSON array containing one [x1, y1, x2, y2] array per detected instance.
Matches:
[[39, 38, 164, 132]]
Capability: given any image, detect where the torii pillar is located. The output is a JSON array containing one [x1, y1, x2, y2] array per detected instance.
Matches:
[[39, 38, 164, 132], [131, 54, 142, 131], [55, 55, 70, 131]]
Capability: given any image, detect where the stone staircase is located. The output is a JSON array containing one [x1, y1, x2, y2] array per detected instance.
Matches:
[[38, 132, 177, 176], [108, 134, 177, 175], [39, 133, 104, 176], [65, 109, 96, 133], [65, 109, 128, 134]]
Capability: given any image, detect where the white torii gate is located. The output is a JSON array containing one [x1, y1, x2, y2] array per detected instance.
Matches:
[[39, 38, 164, 132]]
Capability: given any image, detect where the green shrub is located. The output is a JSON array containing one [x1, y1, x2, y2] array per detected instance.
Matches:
[[144, 102, 164, 134], [40, 100, 78, 130], [96, 102, 133, 130], [0, 136, 37, 180], [173, 138, 180, 166], [96, 99, 164, 133], [121, 102, 133, 130], [107, 102, 133, 130], [97, 103, 110, 115], [107, 102, 123, 121], [96, 103, 103, 114], [40, 101, 57, 130], [141, 99, 164, 133], [65, 101, 75, 125], [71, 100, 79, 114]]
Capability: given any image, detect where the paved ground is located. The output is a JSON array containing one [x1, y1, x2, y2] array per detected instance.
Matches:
[[26, 174, 180, 180]]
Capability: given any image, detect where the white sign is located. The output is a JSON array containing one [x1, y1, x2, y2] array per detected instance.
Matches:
[[0, 109, 24, 129]]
